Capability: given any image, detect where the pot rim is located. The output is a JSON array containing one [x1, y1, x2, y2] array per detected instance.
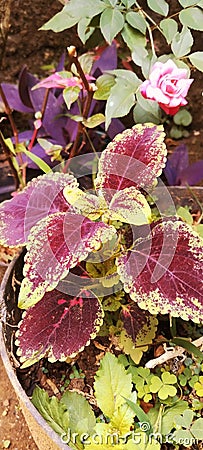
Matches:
[[0, 256, 71, 450]]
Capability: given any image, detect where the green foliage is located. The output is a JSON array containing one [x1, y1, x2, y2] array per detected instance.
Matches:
[[179, 7, 203, 31], [160, 18, 178, 44], [171, 26, 193, 58], [147, 0, 169, 16], [100, 8, 125, 44], [189, 51, 203, 71], [94, 352, 133, 419], [194, 375, 203, 396], [173, 109, 192, 127], [32, 386, 70, 436], [149, 372, 177, 400], [173, 410, 203, 445], [61, 391, 96, 438]]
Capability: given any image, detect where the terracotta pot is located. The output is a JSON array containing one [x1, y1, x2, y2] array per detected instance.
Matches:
[[0, 255, 71, 450]]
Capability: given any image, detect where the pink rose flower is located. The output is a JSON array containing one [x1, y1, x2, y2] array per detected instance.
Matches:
[[140, 59, 193, 115]]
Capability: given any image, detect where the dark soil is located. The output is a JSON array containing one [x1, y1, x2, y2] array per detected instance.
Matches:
[[0, 0, 203, 449]]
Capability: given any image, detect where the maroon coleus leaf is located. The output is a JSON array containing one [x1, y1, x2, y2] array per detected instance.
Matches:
[[116, 220, 203, 323], [121, 303, 156, 343], [0, 172, 78, 246], [95, 123, 167, 202], [17, 289, 103, 365], [19, 212, 116, 309]]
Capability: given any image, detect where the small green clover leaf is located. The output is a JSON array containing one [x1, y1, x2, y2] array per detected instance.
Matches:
[[194, 376, 203, 397], [150, 372, 177, 400], [129, 367, 153, 402], [173, 410, 203, 446]]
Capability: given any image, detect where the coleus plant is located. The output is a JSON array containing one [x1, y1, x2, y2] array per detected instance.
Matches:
[[0, 123, 203, 367]]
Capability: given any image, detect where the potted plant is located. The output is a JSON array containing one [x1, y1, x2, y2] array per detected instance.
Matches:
[[1, 1, 203, 449]]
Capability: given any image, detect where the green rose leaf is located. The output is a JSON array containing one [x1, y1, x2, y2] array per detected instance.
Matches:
[[178, 0, 202, 6], [121, 24, 148, 66], [100, 8, 125, 44], [77, 17, 95, 44], [171, 26, 193, 57], [160, 18, 178, 44], [126, 11, 147, 34], [189, 51, 203, 72], [179, 7, 203, 30], [147, 0, 169, 16]]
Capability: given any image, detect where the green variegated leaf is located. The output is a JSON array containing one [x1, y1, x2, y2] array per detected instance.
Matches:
[[63, 86, 80, 109], [94, 74, 116, 100], [63, 186, 107, 220], [100, 8, 125, 44], [116, 220, 203, 322], [18, 212, 116, 309], [178, 0, 201, 5], [94, 352, 132, 419], [106, 187, 151, 225], [95, 124, 167, 201], [83, 114, 105, 128]]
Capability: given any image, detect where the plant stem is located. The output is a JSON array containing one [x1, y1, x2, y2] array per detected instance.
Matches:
[[27, 88, 50, 151], [0, 131, 20, 189], [63, 50, 95, 171], [0, 84, 19, 146], [0, 84, 26, 187], [134, 0, 162, 33]]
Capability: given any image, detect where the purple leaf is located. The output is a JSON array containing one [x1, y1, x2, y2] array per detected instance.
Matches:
[[91, 43, 117, 76], [95, 124, 167, 201], [0, 172, 77, 246], [164, 144, 189, 185], [179, 160, 203, 186], [55, 52, 66, 72], [18, 289, 103, 363], [18, 66, 35, 109], [18, 213, 116, 308], [1, 83, 33, 113], [117, 220, 203, 322], [106, 118, 125, 139]]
